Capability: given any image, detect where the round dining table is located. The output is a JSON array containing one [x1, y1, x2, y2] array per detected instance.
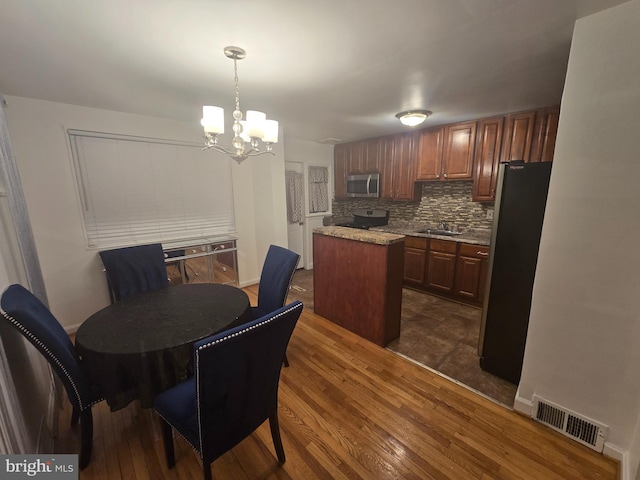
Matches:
[[75, 283, 251, 411]]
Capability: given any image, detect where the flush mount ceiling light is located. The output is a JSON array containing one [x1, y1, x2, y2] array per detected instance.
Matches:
[[200, 46, 278, 164], [395, 109, 432, 127]]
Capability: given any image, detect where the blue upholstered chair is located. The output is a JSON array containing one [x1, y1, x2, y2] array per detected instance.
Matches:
[[99, 243, 169, 302], [251, 245, 300, 367], [153, 301, 303, 480], [0, 284, 103, 470]]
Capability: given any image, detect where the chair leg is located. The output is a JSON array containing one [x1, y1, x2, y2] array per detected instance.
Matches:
[[283, 352, 290, 368], [203, 462, 212, 480], [160, 418, 176, 469], [79, 409, 93, 470], [268, 411, 286, 463], [71, 407, 80, 425]]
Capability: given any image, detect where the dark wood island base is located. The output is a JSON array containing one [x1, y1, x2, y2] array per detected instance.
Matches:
[[313, 227, 405, 347]]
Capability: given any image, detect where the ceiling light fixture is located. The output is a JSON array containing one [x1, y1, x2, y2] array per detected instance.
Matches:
[[395, 109, 432, 127], [200, 46, 278, 164]]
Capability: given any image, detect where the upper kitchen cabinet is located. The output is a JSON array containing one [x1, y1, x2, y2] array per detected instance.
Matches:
[[334, 144, 347, 199], [501, 110, 536, 163], [416, 127, 444, 180], [417, 122, 476, 181], [443, 121, 477, 179], [334, 141, 368, 199], [386, 131, 421, 201], [472, 116, 504, 202], [530, 105, 560, 163], [361, 138, 383, 172], [378, 135, 396, 200], [334, 143, 349, 199]]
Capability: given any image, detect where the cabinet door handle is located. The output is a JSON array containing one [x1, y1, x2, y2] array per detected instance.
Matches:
[[443, 173, 448, 178], [436, 174, 440, 179], [477, 251, 489, 256]]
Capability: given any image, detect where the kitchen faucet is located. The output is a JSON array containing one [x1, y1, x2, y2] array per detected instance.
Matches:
[[439, 221, 449, 231]]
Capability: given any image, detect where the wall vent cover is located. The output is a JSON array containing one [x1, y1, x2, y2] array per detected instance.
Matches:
[[532, 395, 608, 452]]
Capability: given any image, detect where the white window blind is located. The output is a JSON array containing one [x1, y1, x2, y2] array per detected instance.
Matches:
[[69, 130, 236, 248]]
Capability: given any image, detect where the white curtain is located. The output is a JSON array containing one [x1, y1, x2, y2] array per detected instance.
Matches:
[[285, 170, 304, 223], [308, 166, 329, 213]]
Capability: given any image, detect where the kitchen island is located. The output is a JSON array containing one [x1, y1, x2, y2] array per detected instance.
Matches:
[[313, 226, 405, 347]]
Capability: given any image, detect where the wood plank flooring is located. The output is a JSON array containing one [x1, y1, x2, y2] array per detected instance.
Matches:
[[59, 284, 619, 479]]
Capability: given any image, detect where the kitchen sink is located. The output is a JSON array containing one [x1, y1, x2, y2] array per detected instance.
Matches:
[[416, 229, 463, 236]]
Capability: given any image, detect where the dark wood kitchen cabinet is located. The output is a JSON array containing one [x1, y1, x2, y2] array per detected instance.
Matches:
[[472, 116, 504, 202], [443, 121, 476, 179], [403, 236, 428, 285], [425, 239, 457, 294], [334, 141, 368, 199], [455, 243, 489, 304], [402, 235, 490, 306], [531, 105, 560, 163], [393, 132, 421, 200], [334, 143, 349, 199], [417, 122, 476, 181], [361, 138, 382, 172], [501, 110, 537, 163], [416, 127, 444, 180], [380, 132, 420, 201]]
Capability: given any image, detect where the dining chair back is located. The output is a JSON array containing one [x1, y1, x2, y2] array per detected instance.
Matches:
[[0, 284, 102, 470], [252, 245, 301, 319], [99, 243, 168, 301], [153, 300, 303, 480]]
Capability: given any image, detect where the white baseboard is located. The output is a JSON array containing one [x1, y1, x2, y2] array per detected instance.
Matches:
[[603, 443, 627, 480], [513, 388, 533, 416]]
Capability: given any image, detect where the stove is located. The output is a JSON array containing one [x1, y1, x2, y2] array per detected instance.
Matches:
[[336, 209, 389, 230]]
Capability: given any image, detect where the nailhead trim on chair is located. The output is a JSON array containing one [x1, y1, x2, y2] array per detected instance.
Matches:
[[0, 307, 103, 411]]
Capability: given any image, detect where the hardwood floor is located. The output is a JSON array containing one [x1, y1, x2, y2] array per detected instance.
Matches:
[[60, 284, 619, 479]]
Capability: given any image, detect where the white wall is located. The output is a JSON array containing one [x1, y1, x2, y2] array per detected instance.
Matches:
[[517, 1, 640, 476], [4, 95, 288, 329], [284, 138, 334, 269]]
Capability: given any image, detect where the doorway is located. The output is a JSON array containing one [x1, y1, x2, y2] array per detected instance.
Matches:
[[285, 162, 305, 265]]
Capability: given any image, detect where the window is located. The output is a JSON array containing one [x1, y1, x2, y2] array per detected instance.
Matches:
[[69, 130, 236, 248]]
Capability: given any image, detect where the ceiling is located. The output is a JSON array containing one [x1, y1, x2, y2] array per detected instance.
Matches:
[[0, 0, 629, 144]]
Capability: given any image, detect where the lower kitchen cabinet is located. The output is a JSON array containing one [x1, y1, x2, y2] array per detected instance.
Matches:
[[403, 236, 428, 284], [455, 243, 489, 303], [426, 239, 457, 293], [403, 236, 489, 306]]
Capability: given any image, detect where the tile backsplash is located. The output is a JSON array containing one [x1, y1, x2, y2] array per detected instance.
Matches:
[[332, 181, 494, 230]]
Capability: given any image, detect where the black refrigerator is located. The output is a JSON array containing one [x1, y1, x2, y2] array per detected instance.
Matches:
[[478, 160, 552, 385]]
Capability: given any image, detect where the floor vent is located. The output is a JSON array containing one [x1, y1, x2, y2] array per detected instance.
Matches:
[[532, 395, 608, 452]]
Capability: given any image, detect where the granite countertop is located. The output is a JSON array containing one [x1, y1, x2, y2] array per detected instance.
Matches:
[[313, 226, 406, 246], [371, 222, 491, 246]]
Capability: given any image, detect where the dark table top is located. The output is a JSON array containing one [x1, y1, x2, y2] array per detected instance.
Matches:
[[75, 283, 251, 410]]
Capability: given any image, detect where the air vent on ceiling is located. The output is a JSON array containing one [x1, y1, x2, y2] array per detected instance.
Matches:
[[318, 138, 342, 144], [532, 395, 608, 452]]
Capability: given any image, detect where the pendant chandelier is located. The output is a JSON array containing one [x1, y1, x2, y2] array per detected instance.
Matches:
[[200, 46, 278, 164]]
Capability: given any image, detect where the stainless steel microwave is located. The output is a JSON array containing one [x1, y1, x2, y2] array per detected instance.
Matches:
[[346, 173, 380, 198]]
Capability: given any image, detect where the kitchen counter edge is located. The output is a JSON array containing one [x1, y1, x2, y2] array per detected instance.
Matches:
[[371, 226, 490, 246], [313, 226, 405, 246]]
